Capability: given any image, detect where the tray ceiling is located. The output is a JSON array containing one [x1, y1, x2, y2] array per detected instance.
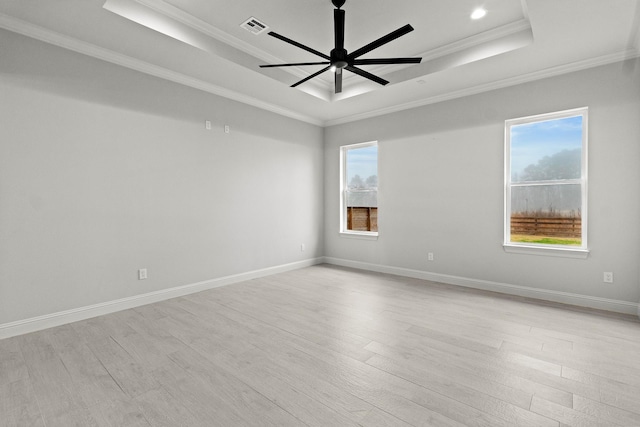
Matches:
[[1, 0, 638, 126]]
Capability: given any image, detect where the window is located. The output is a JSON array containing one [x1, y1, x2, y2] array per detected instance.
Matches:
[[340, 142, 378, 237], [505, 108, 588, 257]]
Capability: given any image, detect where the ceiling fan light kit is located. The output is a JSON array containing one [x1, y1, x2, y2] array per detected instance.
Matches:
[[259, 0, 422, 94]]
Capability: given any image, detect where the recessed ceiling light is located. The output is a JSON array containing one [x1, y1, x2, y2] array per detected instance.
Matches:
[[471, 8, 487, 20]]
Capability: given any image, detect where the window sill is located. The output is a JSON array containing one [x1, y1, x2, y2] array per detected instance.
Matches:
[[503, 243, 589, 259], [340, 231, 378, 241]]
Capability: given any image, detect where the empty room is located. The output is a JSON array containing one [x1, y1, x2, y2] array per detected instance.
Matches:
[[1, 0, 640, 426]]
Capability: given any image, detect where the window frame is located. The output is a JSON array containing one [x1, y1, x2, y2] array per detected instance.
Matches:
[[340, 141, 379, 239], [504, 107, 589, 258]]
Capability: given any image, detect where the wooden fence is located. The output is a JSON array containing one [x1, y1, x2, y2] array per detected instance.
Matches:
[[346, 210, 579, 237], [347, 207, 378, 232], [511, 216, 581, 238]]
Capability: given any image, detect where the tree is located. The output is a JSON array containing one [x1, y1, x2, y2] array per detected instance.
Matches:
[[519, 148, 581, 181], [349, 174, 365, 189], [365, 175, 378, 188]]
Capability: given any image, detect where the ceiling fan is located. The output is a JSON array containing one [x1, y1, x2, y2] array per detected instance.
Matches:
[[259, 0, 422, 94]]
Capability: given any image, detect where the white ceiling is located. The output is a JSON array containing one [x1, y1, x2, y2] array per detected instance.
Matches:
[[1, 0, 639, 126]]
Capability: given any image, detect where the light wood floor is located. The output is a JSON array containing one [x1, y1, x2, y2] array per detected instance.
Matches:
[[2, 264, 640, 427]]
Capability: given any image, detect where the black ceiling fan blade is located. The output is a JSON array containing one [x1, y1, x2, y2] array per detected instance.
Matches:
[[335, 68, 343, 93], [353, 57, 422, 65], [345, 65, 389, 86], [335, 8, 345, 51], [348, 24, 414, 59], [291, 66, 332, 87], [268, 32, 331, 60], [260, 61, 331, 68]]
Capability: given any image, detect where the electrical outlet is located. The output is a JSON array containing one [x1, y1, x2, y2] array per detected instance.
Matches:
[[300, 244, 305, 252], [603, 272, 613, 283], [428, 252, 434, 261], [224, 125, 230, 134], [138, 268, 148, 280], [205, 120, 211, 130]]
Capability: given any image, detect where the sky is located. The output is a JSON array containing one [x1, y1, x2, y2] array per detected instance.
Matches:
[[510, 115, 583, 178], [347, 145, 378, 182]]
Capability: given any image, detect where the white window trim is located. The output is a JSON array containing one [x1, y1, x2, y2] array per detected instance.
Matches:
[[504, 107, 589, 258], [339, 231, 379, 240], [340, 141, 379, 239]]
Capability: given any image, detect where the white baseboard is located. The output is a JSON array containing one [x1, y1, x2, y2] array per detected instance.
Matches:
[[324, 257, 640, 317], [0, 258, 324, 340]]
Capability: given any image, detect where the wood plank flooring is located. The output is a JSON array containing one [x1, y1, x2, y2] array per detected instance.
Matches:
[[2, 264, 640, 426]]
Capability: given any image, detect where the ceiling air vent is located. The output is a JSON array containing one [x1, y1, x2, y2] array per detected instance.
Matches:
[[241, 17, 269, 35]]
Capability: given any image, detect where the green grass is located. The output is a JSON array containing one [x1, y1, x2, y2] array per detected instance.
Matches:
[[511, 235, 581, 246]]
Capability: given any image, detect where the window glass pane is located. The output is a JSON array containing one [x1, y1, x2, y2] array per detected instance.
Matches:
[[511, 115, 583, 182], [346, 146, 378, 194], [345, 144, 378, 232], [510, 184, 582, 246]]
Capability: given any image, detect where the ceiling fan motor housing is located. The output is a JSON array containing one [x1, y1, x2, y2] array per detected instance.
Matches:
[[331, 49, 349, 69]]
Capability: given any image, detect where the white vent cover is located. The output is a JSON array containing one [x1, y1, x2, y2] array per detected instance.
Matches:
[[241, 17, 269, 35]]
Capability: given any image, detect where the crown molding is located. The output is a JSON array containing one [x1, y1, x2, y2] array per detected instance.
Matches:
[[134, 0, 276, 62], [348, 18, 532, 82], [0, 12, 323, 126], [324, 49, 640, 127], [131, 0, 534, 97], [423, 19, 531, 62], [130, 0, 331, 92]]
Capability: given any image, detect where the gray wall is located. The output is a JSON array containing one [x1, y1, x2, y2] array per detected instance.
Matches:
[[325, 60, 640, 307], [2, 28, 639, 326], [0, 31, 324, 325]]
